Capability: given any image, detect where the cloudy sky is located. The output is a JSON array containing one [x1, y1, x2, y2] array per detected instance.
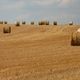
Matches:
[[0, 0, 80, 24]]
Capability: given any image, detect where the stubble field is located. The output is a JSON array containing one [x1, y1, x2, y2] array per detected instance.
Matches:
[[0, 24, 80, 80]]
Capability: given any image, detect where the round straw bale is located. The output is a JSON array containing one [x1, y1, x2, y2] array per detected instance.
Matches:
[[71, 31, 80, 46], [69, 21, 73, 25], [16, 22, 20, 26], [53, 21, 57, 25], [22, 21, 26, 25], [38, 21, 49, 25], [31, 21, 34, 25], [3, 26, 11, 33]]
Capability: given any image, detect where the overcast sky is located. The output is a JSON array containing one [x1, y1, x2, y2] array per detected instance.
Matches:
[[0, 0, 80, 24]]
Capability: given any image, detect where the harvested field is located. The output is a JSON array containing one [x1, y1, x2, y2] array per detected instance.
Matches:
[[0, 24, 80, 80]]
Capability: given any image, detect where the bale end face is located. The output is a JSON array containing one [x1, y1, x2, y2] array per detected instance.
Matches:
[[3, 27, 11, 33], [71, 37, 77, 46]]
